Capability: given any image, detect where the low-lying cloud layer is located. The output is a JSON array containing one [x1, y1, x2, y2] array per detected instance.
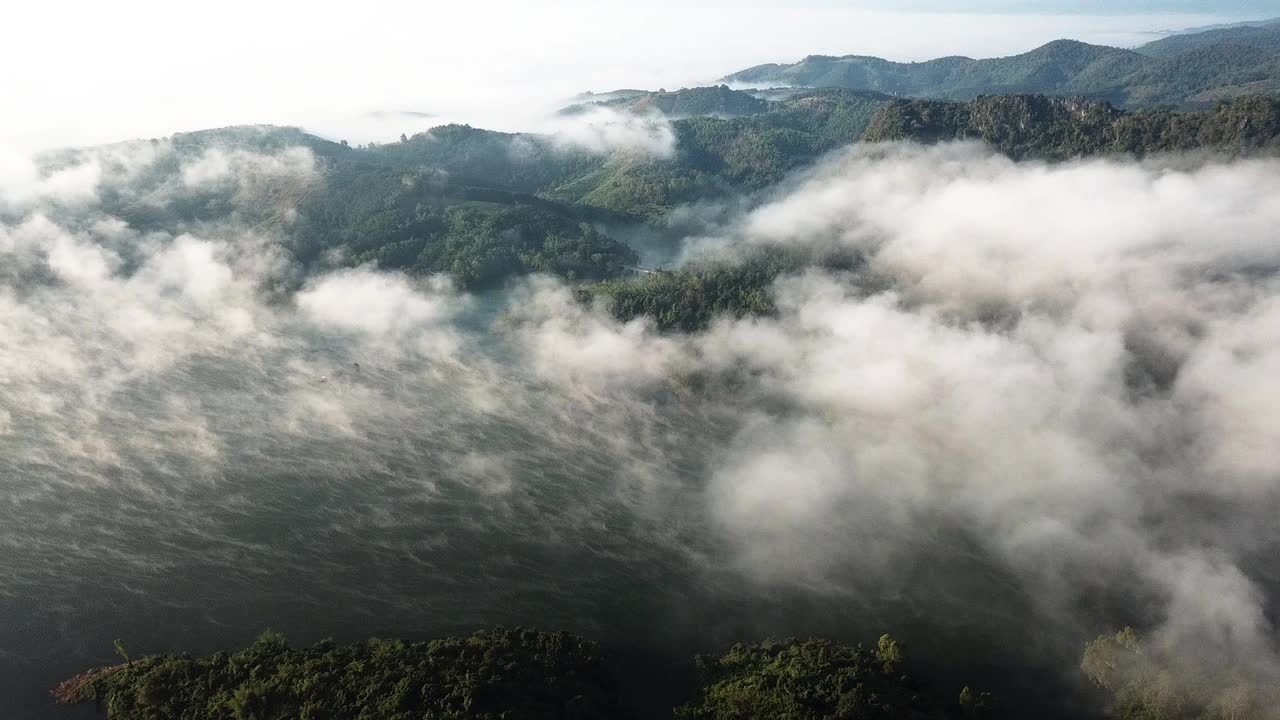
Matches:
[[522, 143, 1280, 688], [2, 138, 1279, 716], [548, 107, 678, 158]]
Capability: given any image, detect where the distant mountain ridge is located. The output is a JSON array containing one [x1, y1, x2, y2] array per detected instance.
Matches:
[[1137, 17, 1280, 58], [561, 85, 770, 118], [722, 19, 1280, 109]]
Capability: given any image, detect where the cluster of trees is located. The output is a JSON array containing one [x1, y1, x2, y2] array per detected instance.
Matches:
[[57, 629, 622, 720], [1082, 628, 1278, 720], [56, 631, 976, 720], [675, 636, 986, 720], [290, 162, 637, 288], [579, 249, 866, 332]]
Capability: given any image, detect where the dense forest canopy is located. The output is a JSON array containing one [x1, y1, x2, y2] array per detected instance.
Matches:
[[59, 626, 1274, 719], [55, 631, 973, 720], [56, 629, 623, 720]]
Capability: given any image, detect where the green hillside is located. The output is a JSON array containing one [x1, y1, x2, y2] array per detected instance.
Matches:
[[724, 41, 1146, 100], [391, 89, 892, 219], [1136, 19, 1280, 58], [72, 126, 638, 290]]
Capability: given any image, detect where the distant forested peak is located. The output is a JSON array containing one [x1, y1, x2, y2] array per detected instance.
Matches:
[[722, 22, 1280, 110]]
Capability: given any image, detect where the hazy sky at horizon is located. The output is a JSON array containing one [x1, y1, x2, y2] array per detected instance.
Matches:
[[3, 0, 1274, 150], [841, 0, 1276, 13]]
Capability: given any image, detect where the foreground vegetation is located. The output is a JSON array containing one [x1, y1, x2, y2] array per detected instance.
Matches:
[[61, 626, 1276, 719], [56, 629, 622, 720], [56, 630, 975, 720], [1081, 628, 1280, 720]]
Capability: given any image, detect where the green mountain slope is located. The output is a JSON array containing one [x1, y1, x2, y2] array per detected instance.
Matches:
[[359, 88, 887, 220], [1137, 19, 1280, 58], [1118, 43, 1280, 107], [69, 126, 638, 289], [579, 94, 1280, 335], [50, 85, 1280, 299]]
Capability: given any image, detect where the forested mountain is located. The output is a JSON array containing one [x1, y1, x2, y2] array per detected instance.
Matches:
[[722, 22, 1280, 109], [380, 88, 891, 218], [45, 83, 1280, 301], [53, 86, 1277, 302], [1118, 43, 1280, 106], [575, 93, 1280, 335], [1136, 18, 1280, 58], [56, 126, 639, 289], [861, 94, 1280, 159], [726, 40, 1141, 100]]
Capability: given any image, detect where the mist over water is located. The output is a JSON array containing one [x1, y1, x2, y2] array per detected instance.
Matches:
[[3, 135, 1280, 719]]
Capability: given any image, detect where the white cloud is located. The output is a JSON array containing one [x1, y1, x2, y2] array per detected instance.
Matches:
[[509, 143, 1280, 673], [298, 269, 465, 357], [549, 107, 677, 157]]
